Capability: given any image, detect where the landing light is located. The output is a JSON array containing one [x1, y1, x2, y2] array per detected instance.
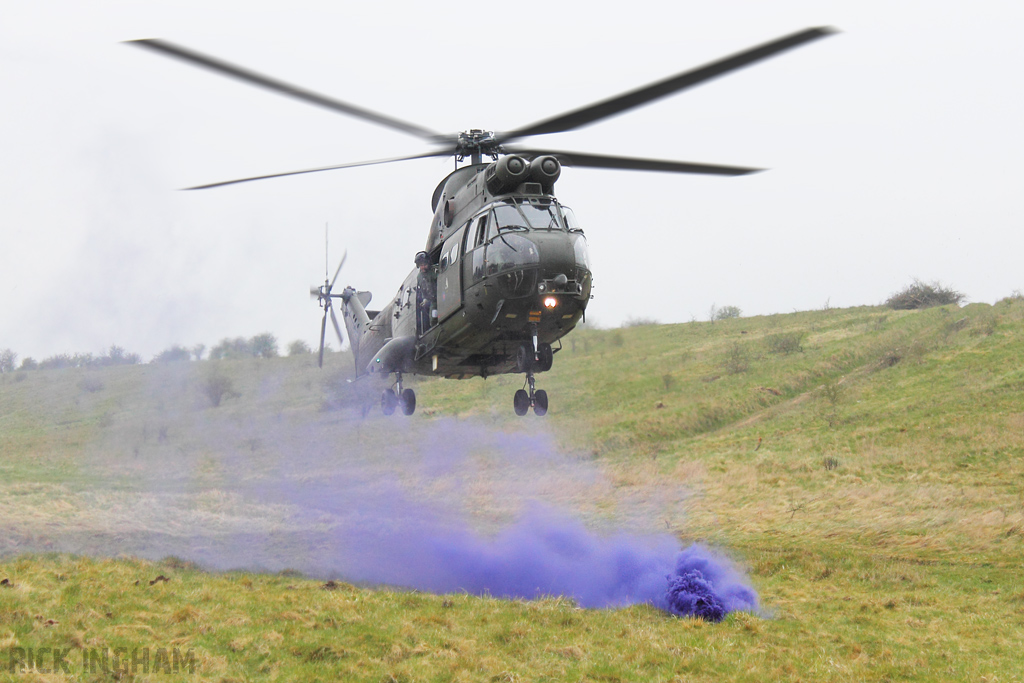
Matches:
[[543, 296, 558, 309]]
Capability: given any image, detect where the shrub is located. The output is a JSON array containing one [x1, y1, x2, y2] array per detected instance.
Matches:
[[101, 345, 141, 366], [288, 340, 313, 356], [723, 344, 749, 375], [251, 333, 279, 359], [79, 375, 105, 393], [153, 345, 192, 363], [716, 305, 742, 320], [191, 344, 206, 361], [209, 337, 252, 360], [764, 332, 803, 355], [885, 279, 964, 310], [201, 372, 236, 407], [997, 289, 1024, 305], [19, 357, 37, 371], [39, 354, 75, 370], [209, 333, 279, 360], [709, 304, 742, 322]]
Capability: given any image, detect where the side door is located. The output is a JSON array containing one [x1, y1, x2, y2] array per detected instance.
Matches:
[[436, 223, 467, 322]]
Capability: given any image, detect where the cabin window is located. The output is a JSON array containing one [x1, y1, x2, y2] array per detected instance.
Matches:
[[471, 213, 489, 249]]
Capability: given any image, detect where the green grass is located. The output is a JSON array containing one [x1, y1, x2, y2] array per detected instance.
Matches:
[[3, 300, 1024, 681]]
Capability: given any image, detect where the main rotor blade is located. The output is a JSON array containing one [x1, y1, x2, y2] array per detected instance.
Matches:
[[329, 306, 345, 349], [182, 150, 452, 190], [506, 147, 761, 176], [127, 39, 444, 142], [497, 27, 835, 143], [330, 250, 347, 291], [318, 310, 328, 368]]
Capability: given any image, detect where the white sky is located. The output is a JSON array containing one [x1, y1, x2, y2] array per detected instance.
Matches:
[[2, 0, 1022, 361]]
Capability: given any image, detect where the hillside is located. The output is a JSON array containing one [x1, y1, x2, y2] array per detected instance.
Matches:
[[2, 300, 1023, 681]]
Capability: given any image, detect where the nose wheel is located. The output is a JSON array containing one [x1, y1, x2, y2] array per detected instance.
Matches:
[[514, 371, 548, 417], [382, 373, 416, 416], [513, 331, 551, 416]]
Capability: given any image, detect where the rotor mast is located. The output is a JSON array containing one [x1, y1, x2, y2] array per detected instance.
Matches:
[[456, 129, 500, 166]]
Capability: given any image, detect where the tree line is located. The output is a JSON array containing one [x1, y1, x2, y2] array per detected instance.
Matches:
[[0, 334, 318, 374]]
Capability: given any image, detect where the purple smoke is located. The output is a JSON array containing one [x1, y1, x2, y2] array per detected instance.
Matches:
[[17, 368, 758, 619], [250, 462, 758, 618], [658, 546, 759, 620]]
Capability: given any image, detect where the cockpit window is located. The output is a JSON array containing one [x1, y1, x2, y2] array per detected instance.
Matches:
[[560, 205, 582, 233], [492, 199, 565, 232], [517, 201, 561, 230], [493, 204, 529, 232]]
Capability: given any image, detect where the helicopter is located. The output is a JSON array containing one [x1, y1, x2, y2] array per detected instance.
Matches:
[[129, 26, 833, 416]]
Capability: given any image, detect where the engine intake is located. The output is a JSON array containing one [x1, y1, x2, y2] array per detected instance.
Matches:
[[485, 155, 529, 195], [528, 155, 560, 193]]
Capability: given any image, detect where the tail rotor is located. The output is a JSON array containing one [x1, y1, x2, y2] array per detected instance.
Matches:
[[311, 248, 347, 368]]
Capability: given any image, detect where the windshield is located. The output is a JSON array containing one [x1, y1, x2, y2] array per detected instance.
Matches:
[[492, 199, 565, 231]]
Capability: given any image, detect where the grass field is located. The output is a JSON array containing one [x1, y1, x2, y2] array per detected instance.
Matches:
[[2, 300, 1023, 681]]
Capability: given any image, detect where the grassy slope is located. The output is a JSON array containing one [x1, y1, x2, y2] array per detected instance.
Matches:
[[2, 301, 1024, 681]]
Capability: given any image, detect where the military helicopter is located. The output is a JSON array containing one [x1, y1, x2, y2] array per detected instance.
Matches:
[[130, 27, 833, 416]]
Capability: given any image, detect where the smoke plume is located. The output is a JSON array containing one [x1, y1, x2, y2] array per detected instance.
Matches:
[[8, 363, 758, 620]]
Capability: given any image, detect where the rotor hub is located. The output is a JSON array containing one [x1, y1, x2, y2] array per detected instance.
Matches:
[[455, 129, 500, 161]]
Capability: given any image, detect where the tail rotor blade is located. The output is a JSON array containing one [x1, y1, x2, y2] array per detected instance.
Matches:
[[329, 305, 345, 348], [330, 250, 348, 290], [318, 310, 328, 368]]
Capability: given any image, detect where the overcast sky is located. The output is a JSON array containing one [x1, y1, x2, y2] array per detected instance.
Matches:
[[2, 0, 1022, 361]]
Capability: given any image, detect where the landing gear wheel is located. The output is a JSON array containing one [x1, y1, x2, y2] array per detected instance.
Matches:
[[537, 343, 553, 372], [400, 388, 416, 416], [533, 389, 548, 416], [381, 388, 398, 416], [513, 389, 530, 416]]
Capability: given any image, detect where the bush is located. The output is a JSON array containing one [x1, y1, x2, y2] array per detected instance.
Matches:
[[288, 340, 313, 356], [201, 372, 236, 407], [100, 345, 141, 366], [34, 347, 140, 370], [79, 375, 105, 393], [251, 333, 279, 359], [885, 279, 964, 310], [722, 344, 749, 375], [210, 333, 279, 360], [765, 332, 803, 355], [19, 357, 37, 371], [153, 345, 192, 363], [39, 353, 75, 370], [997, 289, 1024, 305], [709, 304, 742, 322], [209, 337, 251, 360]]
